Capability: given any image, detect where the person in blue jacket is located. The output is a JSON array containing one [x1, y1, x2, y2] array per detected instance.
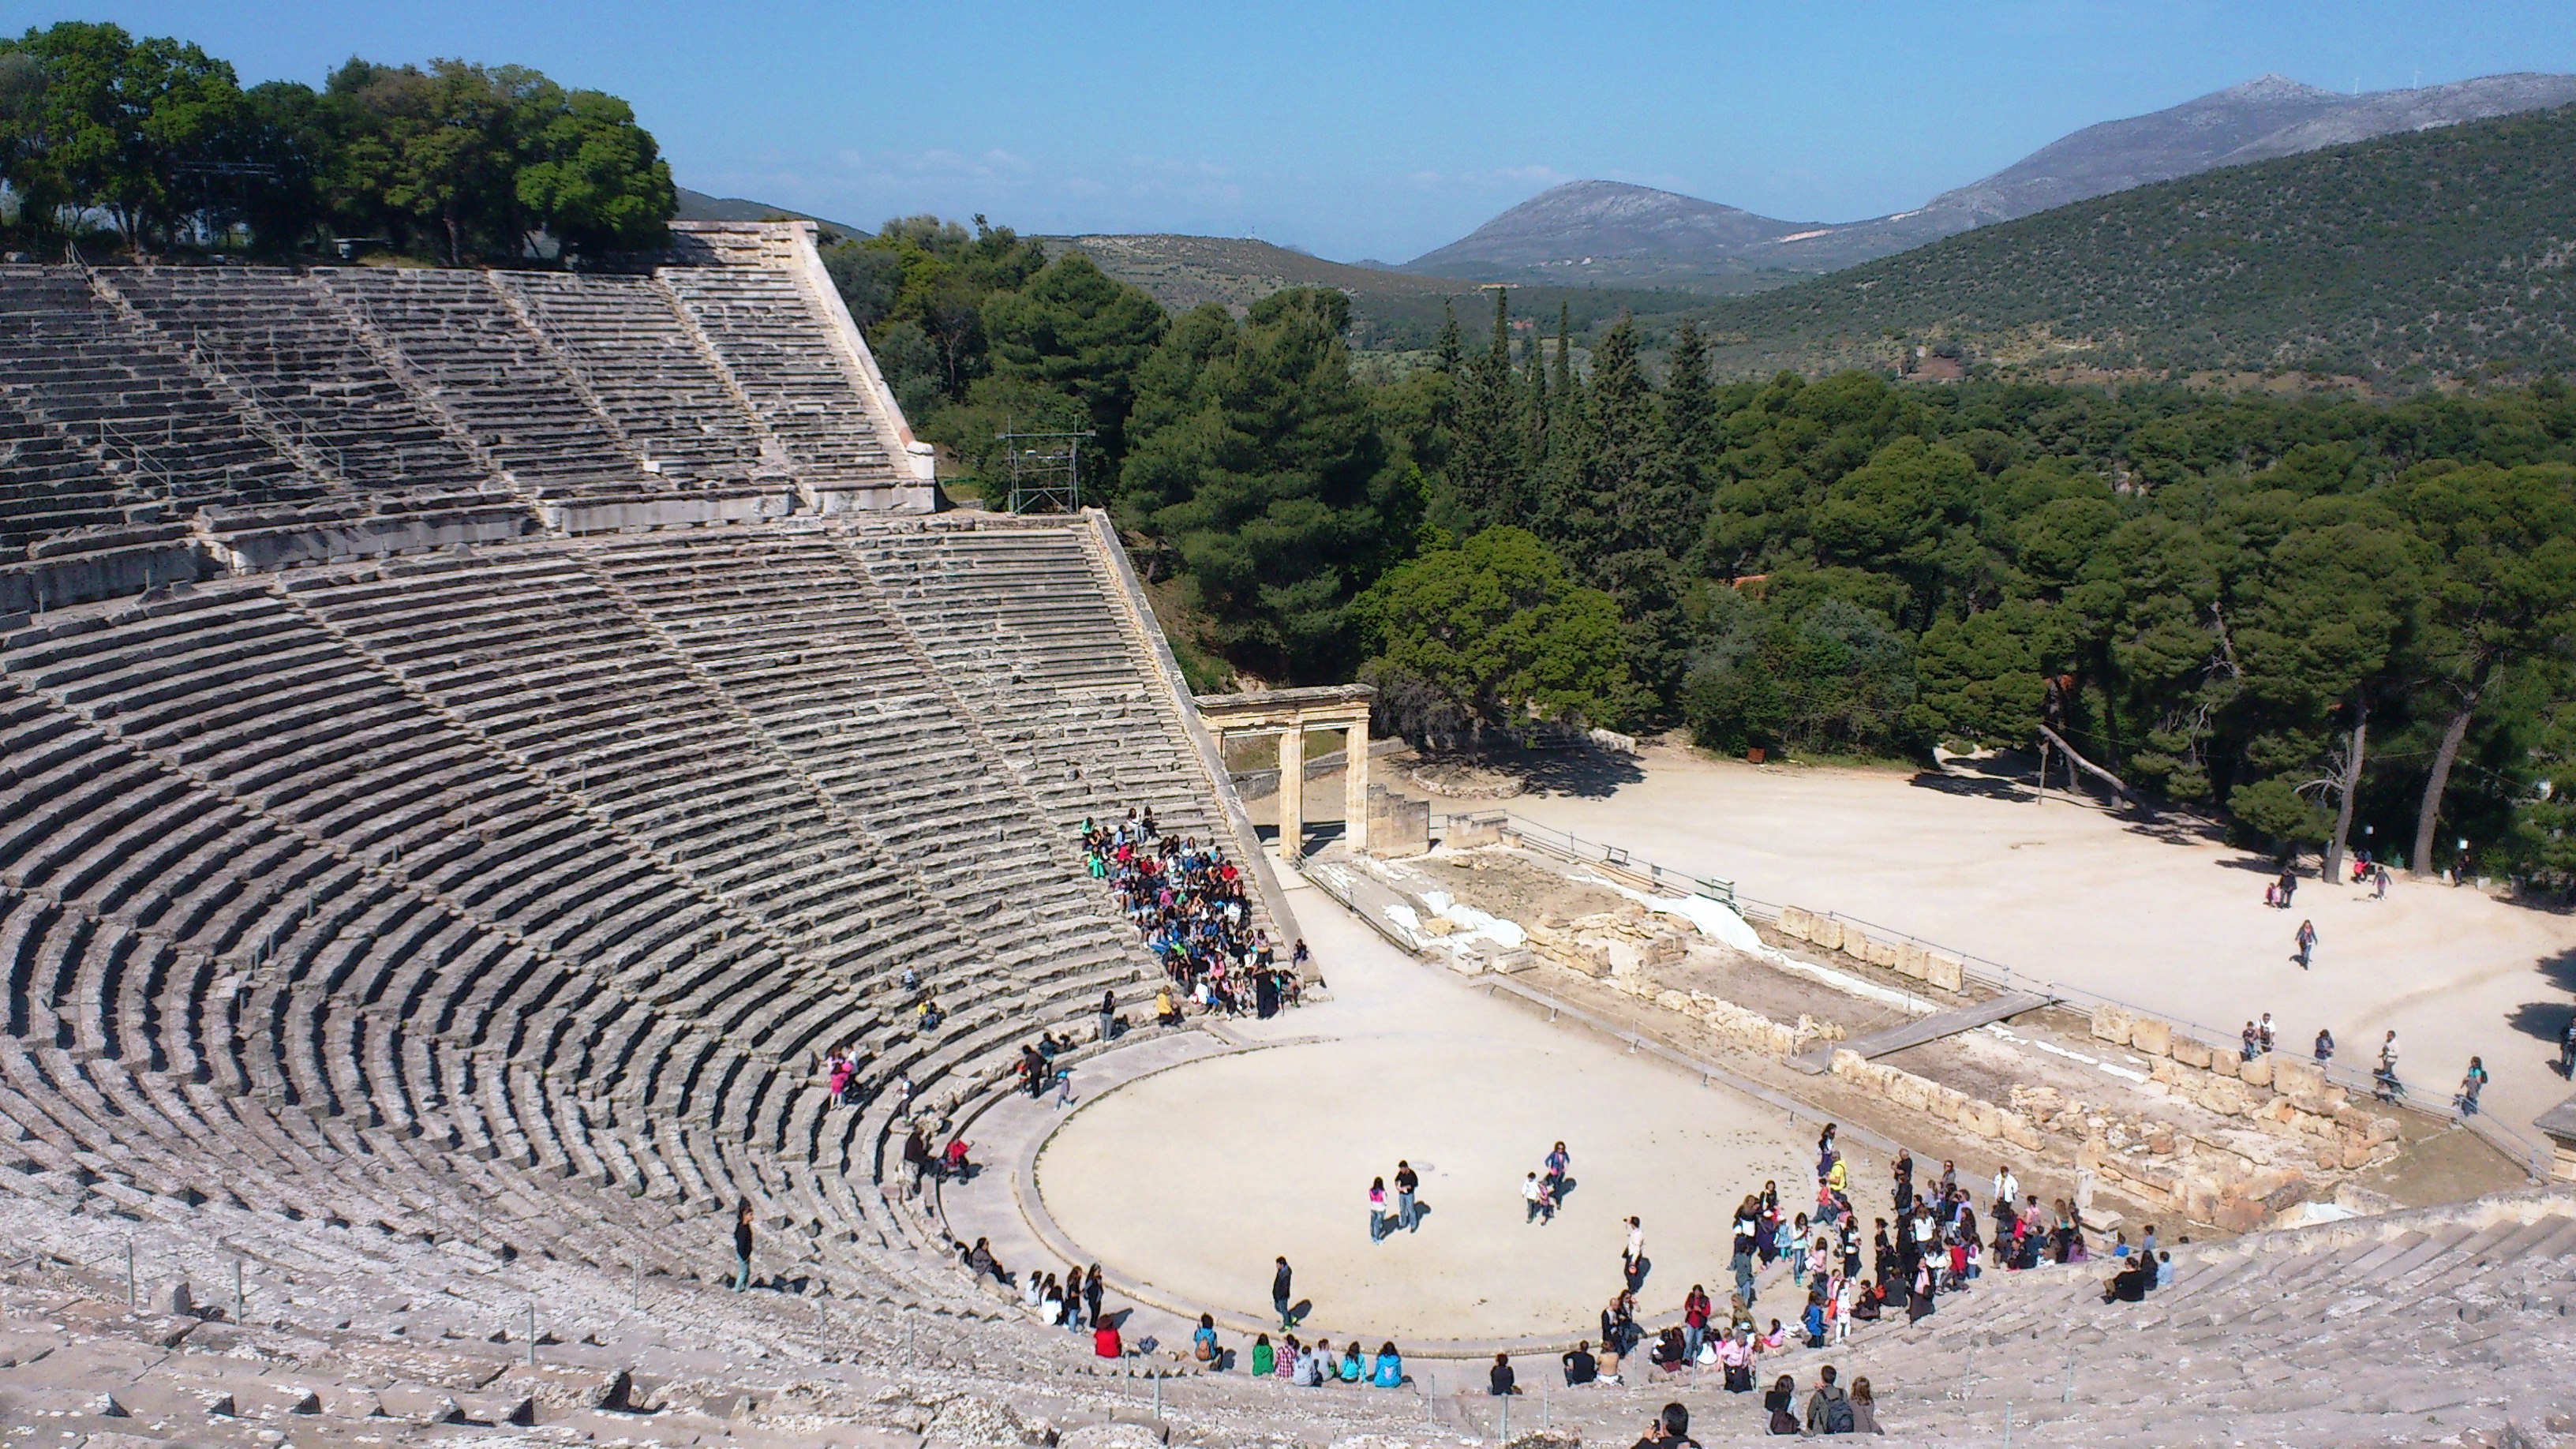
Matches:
[[1372, 1342, 1405, 1387]]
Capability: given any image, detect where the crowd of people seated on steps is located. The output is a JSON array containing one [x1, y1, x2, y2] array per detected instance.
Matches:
[[1082, 809, 1306, 1019], [1567, 1130, 2140, 1434]]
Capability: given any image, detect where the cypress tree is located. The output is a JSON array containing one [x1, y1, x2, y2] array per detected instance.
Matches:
[[1659, 318, 1717, 557], [1447, 288, 1524, 530]]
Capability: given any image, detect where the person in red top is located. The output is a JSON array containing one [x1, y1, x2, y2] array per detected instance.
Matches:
[[1683, 1283, 1713, 1361], [1095, 1320, 1123, 1357]]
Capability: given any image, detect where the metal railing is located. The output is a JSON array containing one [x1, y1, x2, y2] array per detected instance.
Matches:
[[1438, 811, 1737, 906], [1422, 811, 2557, 1181]]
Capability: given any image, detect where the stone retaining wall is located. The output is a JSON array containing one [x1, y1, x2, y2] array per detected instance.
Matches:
[[2087, 1004, 2402, 1173], [1774, 905, 1965, 991], [1524, 904, 1842, 1058]]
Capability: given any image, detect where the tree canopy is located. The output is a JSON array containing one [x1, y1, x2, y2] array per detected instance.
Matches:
[[1356, 527, 1631, 754], [0, 21, 673, 260]]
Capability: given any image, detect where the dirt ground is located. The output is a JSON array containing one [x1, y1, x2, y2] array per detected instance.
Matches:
[[1388, 837, 2519, 1213], [1328, 740, 2576, 1154]]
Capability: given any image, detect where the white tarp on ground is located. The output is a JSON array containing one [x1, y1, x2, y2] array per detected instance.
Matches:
[[1417, 890, 1527, 949]]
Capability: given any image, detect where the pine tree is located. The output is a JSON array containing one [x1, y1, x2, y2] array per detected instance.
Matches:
[[1435, 301, 1462, 375]]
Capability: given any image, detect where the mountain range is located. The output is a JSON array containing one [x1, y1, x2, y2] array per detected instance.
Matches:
[[1401, 72, 2576, 286], [1686, 96, 2576, 387]]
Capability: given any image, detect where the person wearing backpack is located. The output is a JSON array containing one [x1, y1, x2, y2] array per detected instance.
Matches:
[[1806, 1365, 1855, 1435], [1763, 1375, 1799, 1435]]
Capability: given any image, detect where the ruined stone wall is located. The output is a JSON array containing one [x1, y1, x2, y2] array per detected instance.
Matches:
[[1774, 905, 1966, 992], [1524, 904, 1844, 1058]]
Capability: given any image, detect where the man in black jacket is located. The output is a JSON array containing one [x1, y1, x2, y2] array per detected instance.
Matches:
[[1271, 1256, 1294, 1329]]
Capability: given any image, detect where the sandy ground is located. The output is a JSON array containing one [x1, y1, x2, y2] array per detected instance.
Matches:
[[1413, 743, 2576, 1148], [1032, 871, 1811, 1343]]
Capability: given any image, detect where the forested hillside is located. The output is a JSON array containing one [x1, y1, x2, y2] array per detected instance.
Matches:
[[1045, 232, 1716, 350], [1694, 103, 2576, 387]]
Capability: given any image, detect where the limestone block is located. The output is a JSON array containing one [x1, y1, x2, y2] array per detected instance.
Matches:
[[2287, 1084, 2348, 1118], [2209, 1046, 2240, 1079], [2128, 1017, 2173, 1058], [1930, 1086, 1967, 1123], [2170, 1035, 2214, 1071], [1888, 1073, 1929, 1112], [1831, 1049, 1868, 1078], [2146, 1125, 2178, 1155], [1961, 1099, 2001, 1138], [1782, 907, 1815, 941], [1840, 928, 1870, 961], [2240, 1052, 2275, 1089], [1865, 937, 1899, 968], [1811, 918, 1844, 953], [2197, 1076, 2250, 1117], [2272, 1057, 2327, 1099], [2091, 1005, 2135, 1046], [2212, 1195, 2267, 1233], [1896, 943, 1929, 979], [2368, 1114, 2401, 1144], [1655, 989, 1690, 1013], [2000, 1113, 2046, 1151], [1925, 953, 1965, 992]]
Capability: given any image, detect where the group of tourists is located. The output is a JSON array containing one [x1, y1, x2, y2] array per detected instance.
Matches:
[[1572, 1129, 2114, 1433], [1367, 1160, 1423, 1240], [1521, 1141, 1573, 1223], [1242, 1331, 1407, 1387], [1084, 810, 1305, 1018]]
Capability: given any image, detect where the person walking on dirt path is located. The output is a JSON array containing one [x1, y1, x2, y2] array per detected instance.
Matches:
[[1624, 1217, 1646, 1282], [2457, 1056, 2488, 1116], [1272, 1256, 1295, 1329], [2292, 919, 2317, 970], [1546, 1141, 1571, 1200], [2561, 1017, 2576, 1078], [1368, 1178, 1389, 1242], [2315, 1027, 2335, 1064], [2277, 868, 2297, 909], [1395, 1160, 1420, 1232]]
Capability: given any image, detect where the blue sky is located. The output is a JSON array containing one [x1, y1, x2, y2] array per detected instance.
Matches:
[[21, 2, 2576, 260]]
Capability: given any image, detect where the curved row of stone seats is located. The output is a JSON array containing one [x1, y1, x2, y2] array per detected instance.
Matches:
[[494, 271, 777, 485], [578, 527, 1138, 988], [278, 544, 960, 1013], [102, 268, 485, 492], [1786, 1192, 2576, 1446], [852, 523, 1228, 843], [0, 268, 331, 531], [0, 546, 1166, 1325], [0, 605, 881, 1281], [0, 390, 131, 559], [310, 268, 642, 494], [655, 268, 893, 483]]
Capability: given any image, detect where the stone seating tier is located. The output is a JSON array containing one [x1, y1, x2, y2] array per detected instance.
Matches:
[[0, 520, 1243, 1354]]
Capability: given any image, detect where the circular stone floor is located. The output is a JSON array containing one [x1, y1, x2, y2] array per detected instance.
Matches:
[[1035, 1032, 1811, 1343]]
